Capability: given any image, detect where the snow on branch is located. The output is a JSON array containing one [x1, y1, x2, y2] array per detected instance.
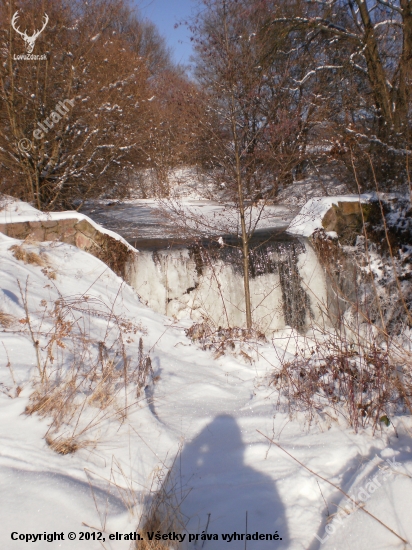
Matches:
[[293, 65, 343, 86], [350, 47, 368, 75], [373, 20, 404, 29], [376, 0, 403, 14], [305, 0, 335, 5], [270, 16, 361, 41], [345, 127, 412, 155]]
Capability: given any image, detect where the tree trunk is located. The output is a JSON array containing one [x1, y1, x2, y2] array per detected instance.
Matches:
[[234, 128, 252, 331], [393, 0, 412, 137], [355, 0, 394, 135]]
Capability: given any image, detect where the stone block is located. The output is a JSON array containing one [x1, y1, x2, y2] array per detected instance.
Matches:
[[64, 234, 76, 246], [44, 226, 59, 236], [75, 232, 95, 250], [45, 233, 59, 242], [62, 226, 76, 238], [41, 220, 58, 229], [28, 226, 46, 242], [57, 218, 77, 230], [7, 222, 30, 239], [0, 223, 7, 235], [74, 219, 97, 238], [338, 201, 361, 216], [93, 231, 106, 246], [322, 207, 338, 232], [322, 202, 364, 244], [28, 221, 41, 228]]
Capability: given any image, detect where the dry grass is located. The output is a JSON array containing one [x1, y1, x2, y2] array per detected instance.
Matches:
[[135, 457, 186, 550], [272, 206, 412, 432], [186, 321, 266, 360], [81, 453, 185, 549], [0, 311, 16, 328], [45, 434, 92, 455], [21, 290, 153, 454], [9, 244, 46, 266], [270, 335, 405, 432], [137, 516, 174, 550]]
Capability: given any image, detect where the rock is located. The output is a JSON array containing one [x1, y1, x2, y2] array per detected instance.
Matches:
[[28, 226, 46, 242], [40, 220, 58, 229], [7, 222, 30, 239], [75, 232, 95, 250], [74, 219, 97, 239], [0, 212, 134, 279], [322, 202, 368, 244]]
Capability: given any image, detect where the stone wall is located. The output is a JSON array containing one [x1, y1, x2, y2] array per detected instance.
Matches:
[[321, 201, 377, 244], [0, 218, 135, 279]]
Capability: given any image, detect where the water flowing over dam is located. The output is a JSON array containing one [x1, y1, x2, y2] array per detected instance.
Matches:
[[81, 202, 329, 335], [126, 235, 328, 334]]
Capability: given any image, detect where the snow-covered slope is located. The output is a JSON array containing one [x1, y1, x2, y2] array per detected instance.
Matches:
[[0, 226, 411, 550]]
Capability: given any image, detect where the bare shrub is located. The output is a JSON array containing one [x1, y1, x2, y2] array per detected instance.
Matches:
[[270, 336, 405, 432], [273, 194, 412, 432], [186, 322, 266, 360]]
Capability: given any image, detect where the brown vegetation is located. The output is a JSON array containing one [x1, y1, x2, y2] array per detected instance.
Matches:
[[9, 244, 46, 266], [20, 284, 153, 453], [0, 0, 186, 209], [270, 193, 412, 432]]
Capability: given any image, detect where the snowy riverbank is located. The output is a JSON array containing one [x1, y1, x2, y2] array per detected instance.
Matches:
[[0, 200, 411, 550]]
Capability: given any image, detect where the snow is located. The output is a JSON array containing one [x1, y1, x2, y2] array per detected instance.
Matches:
[[0, 195, 135, 252], [286, 195, 371, 237], [1, 206, 412, 550], [80, 198, 294, 242]]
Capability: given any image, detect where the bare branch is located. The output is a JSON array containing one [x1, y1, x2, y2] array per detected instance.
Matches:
[[376, 0, 403, 14], [293, 65, 343, 86]]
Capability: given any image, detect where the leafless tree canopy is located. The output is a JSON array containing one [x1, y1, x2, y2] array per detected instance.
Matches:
[[0, 0, 184, 209], [262, 0, 412, 187], [1, 0, 411, 208]]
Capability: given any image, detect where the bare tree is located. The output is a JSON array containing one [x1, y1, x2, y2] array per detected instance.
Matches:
[[185, 0, 306, 330], [0, 0, 171, 210], [265, 0, 412, 187]]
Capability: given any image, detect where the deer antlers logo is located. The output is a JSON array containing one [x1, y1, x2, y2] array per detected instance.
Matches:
[[11, 11, 49, 54]]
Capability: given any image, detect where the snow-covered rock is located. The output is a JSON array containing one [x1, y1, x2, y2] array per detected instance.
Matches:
[[287, 195, 372, 238]]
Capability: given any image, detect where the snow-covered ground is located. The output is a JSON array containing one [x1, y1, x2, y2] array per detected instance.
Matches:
[[130, 167, 350, 206], [1, 203, 412, 550]]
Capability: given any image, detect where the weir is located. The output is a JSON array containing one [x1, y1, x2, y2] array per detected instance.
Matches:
[[81, 202, 330, 335], [126, 232, 329, 335]]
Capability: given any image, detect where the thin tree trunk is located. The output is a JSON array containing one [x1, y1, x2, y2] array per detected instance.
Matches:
[[223, 1, 253, 330], [355, 0, 394, 134], [233, 121, 252, 330], [393, 0, 412, 135]]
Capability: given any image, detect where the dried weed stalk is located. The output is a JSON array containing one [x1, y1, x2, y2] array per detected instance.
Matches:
[[270, 332, 406, 432], [136, 451, 187, 550], [186, 321, 266, 361], [21, 285, 152, 453], [0, 311, 16, 328], [9, 244, 46, 266], [273, 191, 412, 432]]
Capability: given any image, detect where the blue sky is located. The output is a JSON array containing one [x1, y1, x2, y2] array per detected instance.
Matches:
[[134, 0, 197, 67]]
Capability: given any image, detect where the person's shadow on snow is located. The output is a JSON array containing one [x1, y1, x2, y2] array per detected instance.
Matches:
[[172, 414, 289, 548]]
